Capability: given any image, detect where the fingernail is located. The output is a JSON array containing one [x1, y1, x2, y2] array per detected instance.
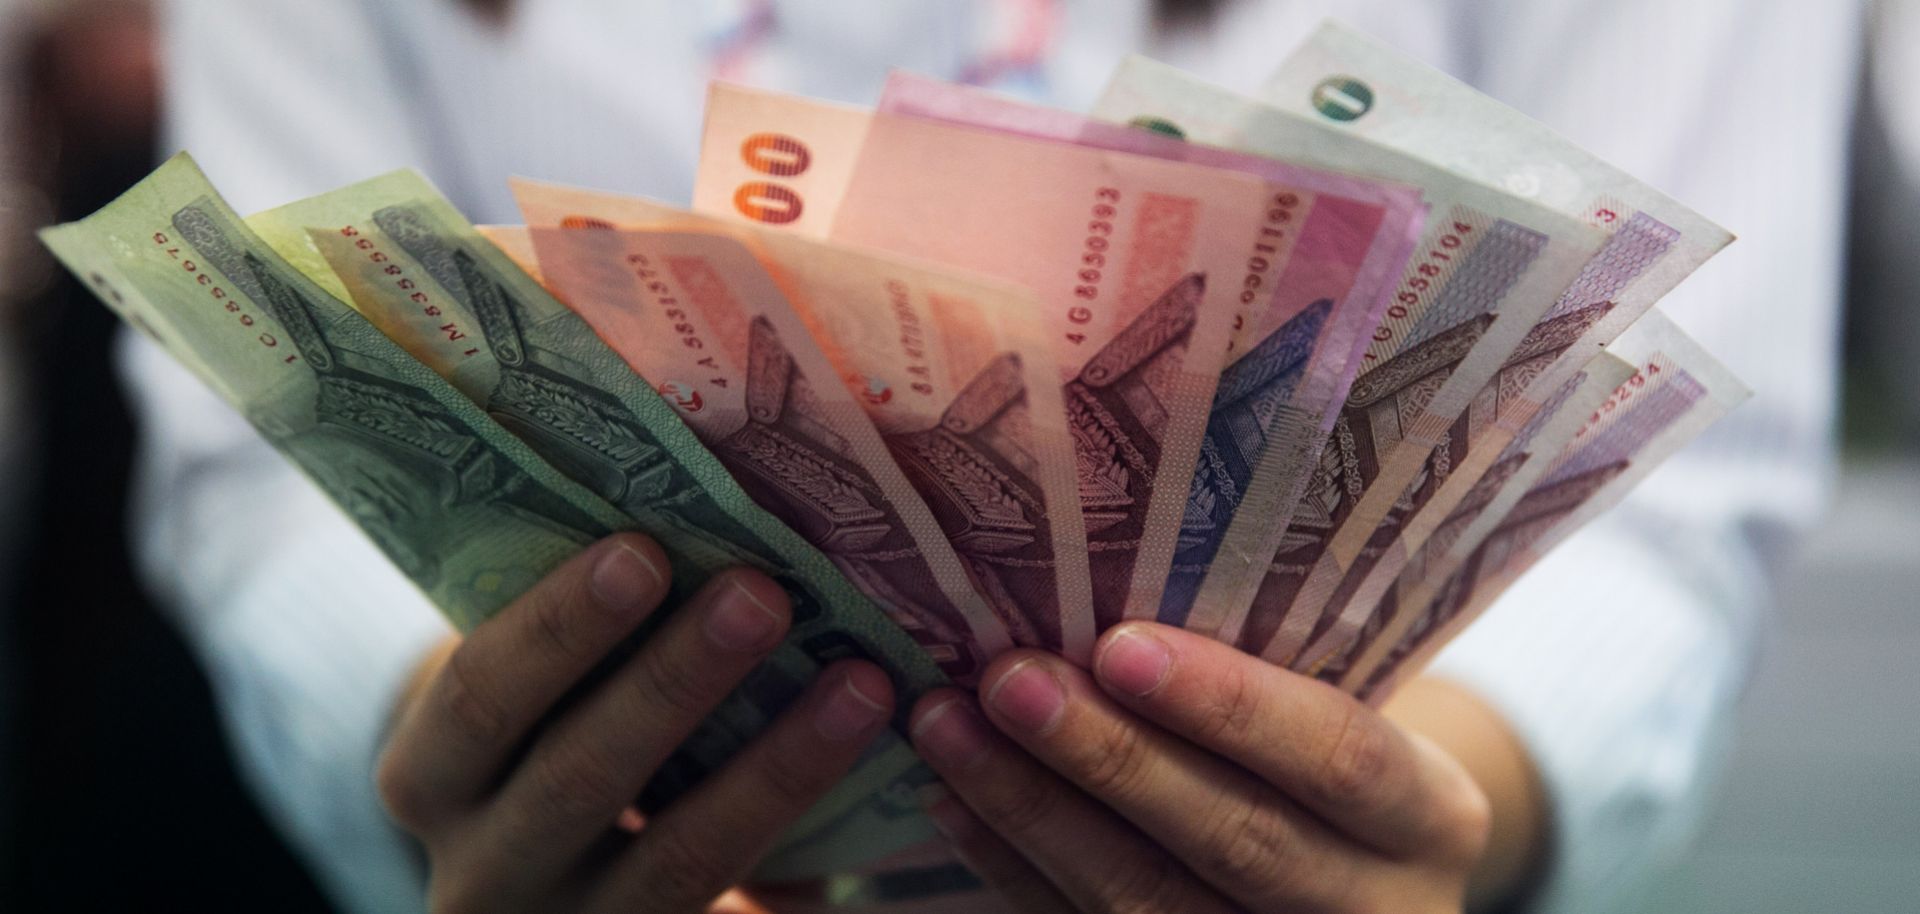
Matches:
[[591, 543, 663, 614], [813, 671, 888, 741], [911, 696, 992, 772], [1097, 626, 1173, 698], [703, 577, 784, 652], [985, 660, 1066, 736]]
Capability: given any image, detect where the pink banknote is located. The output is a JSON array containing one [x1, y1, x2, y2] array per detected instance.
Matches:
[[874, 72, 1426, 639], [695, 83, 1276, 631], [512, 180, 1096, 661], [1093, 58, 1609, 663], [508, 222, 1013, 683]]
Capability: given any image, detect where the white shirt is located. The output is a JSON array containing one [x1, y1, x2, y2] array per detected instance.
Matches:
[[133, 1, 1856, 911]]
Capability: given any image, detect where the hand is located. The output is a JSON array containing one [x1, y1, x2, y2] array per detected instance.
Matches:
[[907, 622, 1499, 913], [378, 534, 896, 913]]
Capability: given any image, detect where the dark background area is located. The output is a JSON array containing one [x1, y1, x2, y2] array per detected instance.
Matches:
[[0, 3, 329, 909]]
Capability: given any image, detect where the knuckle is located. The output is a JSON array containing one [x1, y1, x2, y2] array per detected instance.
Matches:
[[1196, 796, 1297, 899], [530, 588, 593, 662], [977, 767, 1068, 843], [1311, 703, 1396, 814], [982, 861, 1054, 902], [756, 748, 835, 812], [632, 638, 725, 723], [1074, 722, 1154, 800], [1101, 851, 1190, 914], [440, 647, 509, 746], [526, 737, 628, 825], [637, 823, 735, 908], [1194, 661, 1266, 746]]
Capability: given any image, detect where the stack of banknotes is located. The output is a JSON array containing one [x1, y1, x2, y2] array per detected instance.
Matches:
[[40, 23, 1747, 885]]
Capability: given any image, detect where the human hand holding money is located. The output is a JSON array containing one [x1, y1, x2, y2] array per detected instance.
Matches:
[[40, 20, 1747, 908], [379, 536, 896, 912], [907, 622, 1493, 913]]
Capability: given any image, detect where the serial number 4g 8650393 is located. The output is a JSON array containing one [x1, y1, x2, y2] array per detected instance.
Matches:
[[1066, 186, 1121, 346]]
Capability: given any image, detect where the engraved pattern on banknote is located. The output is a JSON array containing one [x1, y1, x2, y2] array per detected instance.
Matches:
[[1543, 211, 1680, 322], [1406, 371, 1589, 587], [1355, 459, 1627, 702], [1239, 312, 1493, 654], [175, 203, 612, 597], [1156, 300, 1331, 624], [710, 315, 982, 675], [1547, 373, 1705, 487], [1305, 297, 1617, 649], [1401, 219, 1547, 351], [372, 207, 745, 536], [1311, 301, 1620, 632], [1070, 273, 1204, 628], [1357, 367, 1710, 700], [886, 351, 1063, 647]]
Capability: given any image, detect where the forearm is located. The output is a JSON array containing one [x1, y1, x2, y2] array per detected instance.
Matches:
[[1385, 678, 1548, 912]]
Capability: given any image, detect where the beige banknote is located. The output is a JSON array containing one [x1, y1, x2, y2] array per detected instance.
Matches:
[[508, 179, 1095, 662], [1095, 59, 1606, 660], [1259, 22, 1736, 669], [1350, 311, 1748, 702], [696, 82, 1276, 631]]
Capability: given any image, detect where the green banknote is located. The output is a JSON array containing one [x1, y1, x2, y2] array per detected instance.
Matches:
[[42, 154, 942, 877], [245, 168, 945, 876]]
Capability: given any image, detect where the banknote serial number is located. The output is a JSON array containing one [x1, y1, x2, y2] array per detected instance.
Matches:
[[1233, 192, 1302, 337], [626, 252, 713, 361], [885, 280, 936, 397], [1367, 221, 1476, 362], [1578, 360, 1663, 437], [1066, 187, 1122, 345], [150, 231, 288, 359], [337, 226, 478, 358]]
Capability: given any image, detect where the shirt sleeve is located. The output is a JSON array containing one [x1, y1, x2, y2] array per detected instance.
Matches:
[[1426, 1, 1861, 911], [130, 0, 452, 910]]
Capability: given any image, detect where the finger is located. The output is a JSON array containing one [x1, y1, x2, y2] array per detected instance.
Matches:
[[377, 534, 671, 828], [591, 661, 894, 913], [480, 567, 794, 891], [1094, 622, 1484, 859], [910, 690, 1241, 914], [920, 785, 1074, 914], [980, 650, 1369, 911]]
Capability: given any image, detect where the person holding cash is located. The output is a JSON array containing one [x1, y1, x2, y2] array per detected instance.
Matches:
[[121, 0, 1854, 912]]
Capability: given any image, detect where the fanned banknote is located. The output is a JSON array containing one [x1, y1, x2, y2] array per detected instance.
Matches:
[[241, 172, 967, 876], [1257, 22, 1736, 669], [695, 83, 1274, 631], [507, 179, 1095, 662], [1307, 355, 1634, 691], [1351, 311, 1749, 702], [492, 219, 1014, 683], [873, 71, 1426, 638], [1095, 58, 1607, 662], [39, 156, 949, 880]]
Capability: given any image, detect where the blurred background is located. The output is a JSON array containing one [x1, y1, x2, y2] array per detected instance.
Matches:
[[0, 1, 1912, 911]]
